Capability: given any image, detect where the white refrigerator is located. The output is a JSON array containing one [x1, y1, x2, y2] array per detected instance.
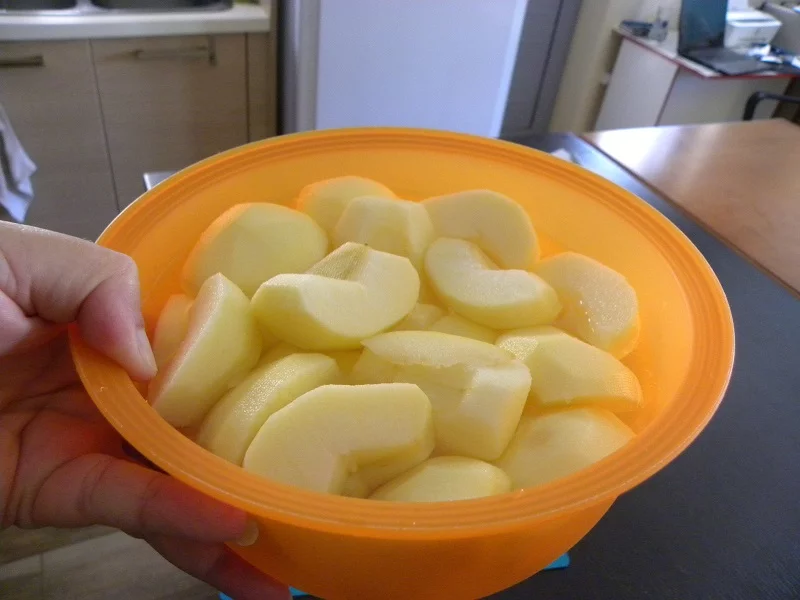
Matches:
[[281, 0, 581, 138]]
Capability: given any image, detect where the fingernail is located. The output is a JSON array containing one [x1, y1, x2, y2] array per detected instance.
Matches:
[[235, 519, 259, 547], [136, 328, 158, 377]]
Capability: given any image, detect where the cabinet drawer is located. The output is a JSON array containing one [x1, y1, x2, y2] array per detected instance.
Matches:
[[0, 41, 118, 239], [92, 34, 249, 208]]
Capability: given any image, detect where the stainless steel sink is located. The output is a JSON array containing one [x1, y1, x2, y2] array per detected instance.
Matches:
[[90, 0, 232, 11], [0, 0, 77, 10], [0, 0, 232, 14]]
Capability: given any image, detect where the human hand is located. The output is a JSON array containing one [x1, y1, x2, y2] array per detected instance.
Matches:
[[0, 222, 288, 600]]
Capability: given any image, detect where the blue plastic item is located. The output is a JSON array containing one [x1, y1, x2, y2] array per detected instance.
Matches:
[[546, 553, 571, 569], [218, 554, 569, 599]]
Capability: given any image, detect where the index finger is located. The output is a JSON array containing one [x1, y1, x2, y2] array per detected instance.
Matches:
[[32, 452, 247, 542]]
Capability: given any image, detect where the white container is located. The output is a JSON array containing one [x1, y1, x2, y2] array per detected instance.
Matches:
[[726, 10, 782, 48]]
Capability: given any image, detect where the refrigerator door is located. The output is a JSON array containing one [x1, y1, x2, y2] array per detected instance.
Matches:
[[282, 0, 528, 137]]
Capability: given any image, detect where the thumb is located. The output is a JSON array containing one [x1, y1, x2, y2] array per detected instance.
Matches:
[[0, 223, 156, 380]]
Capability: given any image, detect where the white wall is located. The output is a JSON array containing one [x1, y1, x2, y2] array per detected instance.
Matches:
[[549, 0, 664, 133], [311, 0, 527, 137]]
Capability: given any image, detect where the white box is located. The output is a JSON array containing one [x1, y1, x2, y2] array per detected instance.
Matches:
[[726, 10, 782, 48]]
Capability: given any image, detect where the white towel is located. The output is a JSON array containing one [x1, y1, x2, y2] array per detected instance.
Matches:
[[0, 103, 36, 223]]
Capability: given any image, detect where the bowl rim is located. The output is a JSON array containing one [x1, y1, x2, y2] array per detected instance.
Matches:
[[70, 127, 735, 537]]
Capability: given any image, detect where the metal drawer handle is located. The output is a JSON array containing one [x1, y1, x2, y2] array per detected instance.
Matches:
[[131, 37, 216, 66], [0, 55, 44, 68]]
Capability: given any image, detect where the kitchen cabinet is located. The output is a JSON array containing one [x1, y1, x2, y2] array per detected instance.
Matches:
[[92, 34, 250, 208], [246, 31, 275, 142], [0, 40, 118, 240], [0, 31, 276, 236]]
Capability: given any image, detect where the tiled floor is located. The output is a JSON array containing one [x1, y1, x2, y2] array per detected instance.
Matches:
[[0, 530, 218, 600], [0, 526, 114, 565]]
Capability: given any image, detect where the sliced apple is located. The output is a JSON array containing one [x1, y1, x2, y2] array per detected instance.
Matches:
[[242, 383, 434, 495], [359, 330, 513, 371], [370, 456, 510, 502], [182, 203, 329, 297], [254, 325, 278, 353], [417, 278, 441, 305], [534, 252, 640, 358], [258, 341, 300, 367], [428, 313, 496, 344], [333, 195, 435, 269], [494, 408, 635, 490], [348, 346, 398, 385], [327, 349, 363, 378], [151, 294, 193, 369], [149, 274, 262, 427], [251, 242, 419, 350], [196, 353, 340, 465], [423, 189, 539, 268], [392, 303, 445, 331], [340, 436, 437, 499], [425, 238, 561, 329], [296, 176, 396, 235], [496, 326, 642, 412], [256, 342, 359, 382], [353, 331, 531, 461]]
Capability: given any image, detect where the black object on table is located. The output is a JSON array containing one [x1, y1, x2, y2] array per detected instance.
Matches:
[[144, 132, 800, 599], [491, 134, 800, 600], [744, 91, 800, 121]]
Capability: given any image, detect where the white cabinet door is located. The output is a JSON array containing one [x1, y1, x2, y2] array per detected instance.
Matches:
[[92, 34, 249, 208], [0, 41, 118, 240]]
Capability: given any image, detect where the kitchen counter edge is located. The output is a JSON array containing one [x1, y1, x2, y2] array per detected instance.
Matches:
[[0, 4, 269, 41]]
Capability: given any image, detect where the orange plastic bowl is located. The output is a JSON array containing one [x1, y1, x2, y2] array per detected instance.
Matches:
[[70, 128, 734, 600]]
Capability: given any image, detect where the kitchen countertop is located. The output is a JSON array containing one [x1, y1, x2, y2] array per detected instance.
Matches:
[[584, 120, 800, 296], [0, 3, 269, 41]]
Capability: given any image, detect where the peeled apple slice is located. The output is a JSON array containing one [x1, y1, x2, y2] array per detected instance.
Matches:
[[535, 252, 640, 358], [333, 195, 435, 269], [497, 326, 642, 412], [425, 238, 561, 329], [370, 456, 511, 502], [256, 321, 280, 352], [327, 349, 363, 378], [359, 330, 512, 371], [242, 383, 435, 495], [251, 242, 419, 350], [196, 353, 339, 464], [392, 303, 445, 331], [151, 294, 193, 369], [423, 189, 539, 268], [340, 434, 436, 499], [494, 408, 635, 490], [258, 341, 301, 367], [258, 343, 359, 380], [417, 278, 441, 305], [149, 274, 261, 427], [296, 175, 396, 235], [353, 331, 531, 461], [428, 313, 497, 344], [182, 203, 328, 297]]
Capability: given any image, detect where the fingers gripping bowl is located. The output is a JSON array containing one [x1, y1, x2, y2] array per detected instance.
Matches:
[[70, 128, 734, 600]]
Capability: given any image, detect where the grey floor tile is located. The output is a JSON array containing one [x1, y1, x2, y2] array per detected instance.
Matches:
[[0, 526, 115, 565], [41, 532, 218, 600], [0, 554, 43, 600]]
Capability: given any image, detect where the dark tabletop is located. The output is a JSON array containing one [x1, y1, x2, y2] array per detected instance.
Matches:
[[489, 134, 800, 600]]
